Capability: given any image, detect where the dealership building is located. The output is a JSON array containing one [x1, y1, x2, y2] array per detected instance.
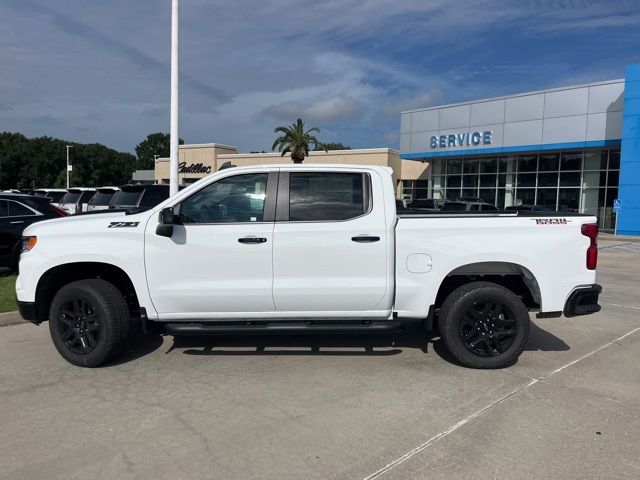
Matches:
[[400, 64, 640, 234], [149, 65, 640, 235]]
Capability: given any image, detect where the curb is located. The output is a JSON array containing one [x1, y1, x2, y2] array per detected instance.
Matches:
[[0, 311, 26, 327]]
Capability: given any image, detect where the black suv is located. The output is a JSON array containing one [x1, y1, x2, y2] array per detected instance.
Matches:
[[0, 194, 67, 270], [109, 184, 171, 212]]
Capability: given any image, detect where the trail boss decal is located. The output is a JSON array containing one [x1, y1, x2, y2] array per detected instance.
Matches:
[[108, 221, 140, 228], [532, 218, 569, 225]]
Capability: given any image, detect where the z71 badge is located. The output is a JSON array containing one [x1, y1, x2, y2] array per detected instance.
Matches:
[[108, 221, 140, 228], [533, 218, 568, 225]]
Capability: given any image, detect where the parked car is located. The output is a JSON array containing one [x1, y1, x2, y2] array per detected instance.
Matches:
[[17, 164, 601, 369], [409, 199, 444, 212], [86, 187, 119, 212], [109, 184, 173, 212], [32, 189, 67, 206], [0, 193, 67, 270], [505, 204, 555, 212], [57, 188, 96, 215], [441, 200, 499, 212]]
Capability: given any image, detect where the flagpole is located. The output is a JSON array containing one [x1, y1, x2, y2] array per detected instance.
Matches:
[[169, 0, 179, 195]]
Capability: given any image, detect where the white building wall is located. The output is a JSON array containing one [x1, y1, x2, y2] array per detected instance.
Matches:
[[400, 79, 624, 158]]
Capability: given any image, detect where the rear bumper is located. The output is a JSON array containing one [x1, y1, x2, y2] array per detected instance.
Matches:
[[564, 284, 602, 317], [17, 301, 39, 324]]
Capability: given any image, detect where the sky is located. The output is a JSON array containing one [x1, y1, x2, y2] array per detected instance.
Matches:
[[1, 0, 639, 154]]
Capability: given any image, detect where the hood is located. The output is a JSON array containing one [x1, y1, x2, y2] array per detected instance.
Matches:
[[23, 209, 151, 236]]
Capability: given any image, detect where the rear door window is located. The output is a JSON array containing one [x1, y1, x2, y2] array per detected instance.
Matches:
[[8, 201, 36, 217], [288, 172, 367, 221]]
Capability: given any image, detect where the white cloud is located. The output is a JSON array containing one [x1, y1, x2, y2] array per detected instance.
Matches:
[[262, 95, 365, 122]]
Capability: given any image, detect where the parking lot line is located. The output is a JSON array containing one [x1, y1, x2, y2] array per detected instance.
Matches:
[[362, 325, 640, 480], [603, 302, 640, 311]]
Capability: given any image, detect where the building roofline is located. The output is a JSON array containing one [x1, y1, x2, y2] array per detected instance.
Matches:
[[178, 143, 237, 150], [219, 148, 399, 159], [402, 78, 625, 115]]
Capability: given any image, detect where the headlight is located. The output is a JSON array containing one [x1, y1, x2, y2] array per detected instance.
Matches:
[[21, 236, 37, 253]]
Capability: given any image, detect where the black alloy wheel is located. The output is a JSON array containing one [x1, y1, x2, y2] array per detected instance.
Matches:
[[438, 281, 530, 369], [458, 300, 517, 357], [49, 279, 130, 367], [55, 299, 102, 354]]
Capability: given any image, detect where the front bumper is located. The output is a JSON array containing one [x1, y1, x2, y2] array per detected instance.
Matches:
[[17, 301, 39, 324], [564, 284, 602, 317]]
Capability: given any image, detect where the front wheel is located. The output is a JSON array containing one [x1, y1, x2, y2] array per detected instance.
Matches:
[[438, 281, 530, 369], [49, 279, 130, 367]]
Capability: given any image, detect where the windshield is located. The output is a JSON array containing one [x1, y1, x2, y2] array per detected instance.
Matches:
[[111, 189, 142, 207], [60, 192, 82, 204], [90, 191, 116, 206]]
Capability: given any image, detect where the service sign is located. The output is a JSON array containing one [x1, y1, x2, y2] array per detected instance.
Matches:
[[430, 130, 493, 149]]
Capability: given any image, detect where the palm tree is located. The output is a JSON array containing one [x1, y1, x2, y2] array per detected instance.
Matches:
[[272, 118, 326, 163]]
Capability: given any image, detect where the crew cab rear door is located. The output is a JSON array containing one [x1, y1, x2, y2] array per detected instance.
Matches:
[[272, 169, 390, 315]]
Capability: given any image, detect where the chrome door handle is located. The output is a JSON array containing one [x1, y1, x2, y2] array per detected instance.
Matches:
[[10, 221, 24, 225]]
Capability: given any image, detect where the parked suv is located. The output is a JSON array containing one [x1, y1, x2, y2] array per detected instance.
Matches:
[[109, 184, 174, 212], [0, 194, 66, 270], [32, 189, 67, 206], [58, 188, 96, 215], [86, 187, 119, 211]]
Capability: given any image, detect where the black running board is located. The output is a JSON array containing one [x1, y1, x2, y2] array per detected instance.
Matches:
[[162, 320, 403, 336]]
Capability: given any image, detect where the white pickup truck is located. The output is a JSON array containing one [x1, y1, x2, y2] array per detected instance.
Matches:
[[16, 164, 602, 368]]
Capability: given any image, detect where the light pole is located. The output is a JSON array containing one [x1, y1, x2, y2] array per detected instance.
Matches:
[[169, 0, 179, 196], [65, 145, 73, 188]]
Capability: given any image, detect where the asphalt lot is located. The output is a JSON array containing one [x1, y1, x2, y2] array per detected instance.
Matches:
[[1, 239, 639, 480]]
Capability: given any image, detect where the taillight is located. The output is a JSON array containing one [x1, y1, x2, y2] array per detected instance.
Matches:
[[581, 223, 598, 270], [48, 204, 68, 217]]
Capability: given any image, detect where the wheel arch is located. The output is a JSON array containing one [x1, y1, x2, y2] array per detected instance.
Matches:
[[34, 262, 141, 323], [432, 261, 541, 317]]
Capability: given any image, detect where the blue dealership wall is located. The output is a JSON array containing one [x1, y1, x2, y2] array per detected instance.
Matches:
[[618, 64, 640, 235]]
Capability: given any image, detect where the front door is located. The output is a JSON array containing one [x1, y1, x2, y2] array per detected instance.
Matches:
[[144, 171, 277, 317]]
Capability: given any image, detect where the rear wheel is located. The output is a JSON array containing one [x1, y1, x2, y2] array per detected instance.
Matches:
[[49, 279, 130, 367], [438, 281, 530, 369]]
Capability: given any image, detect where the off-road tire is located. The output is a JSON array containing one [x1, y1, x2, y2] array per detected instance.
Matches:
[[438, 281, 530, 369], [49, 279, 130, 367]]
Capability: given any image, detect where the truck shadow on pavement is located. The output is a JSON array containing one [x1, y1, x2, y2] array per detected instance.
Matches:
[[164, 319, 568, 366]]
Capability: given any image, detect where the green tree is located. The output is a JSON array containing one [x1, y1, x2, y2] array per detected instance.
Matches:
[[0, 132, 136, 189], [314, 142, 351, 151], [135, 132, 184, 170], [272, 118, 326, 164]]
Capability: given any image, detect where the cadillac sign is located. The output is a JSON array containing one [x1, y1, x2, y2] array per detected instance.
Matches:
[[430, 130, 493, 149], [178, 162, 212, 174]]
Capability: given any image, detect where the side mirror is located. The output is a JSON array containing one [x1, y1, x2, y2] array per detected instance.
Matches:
[[156, 207, 175, 237]]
